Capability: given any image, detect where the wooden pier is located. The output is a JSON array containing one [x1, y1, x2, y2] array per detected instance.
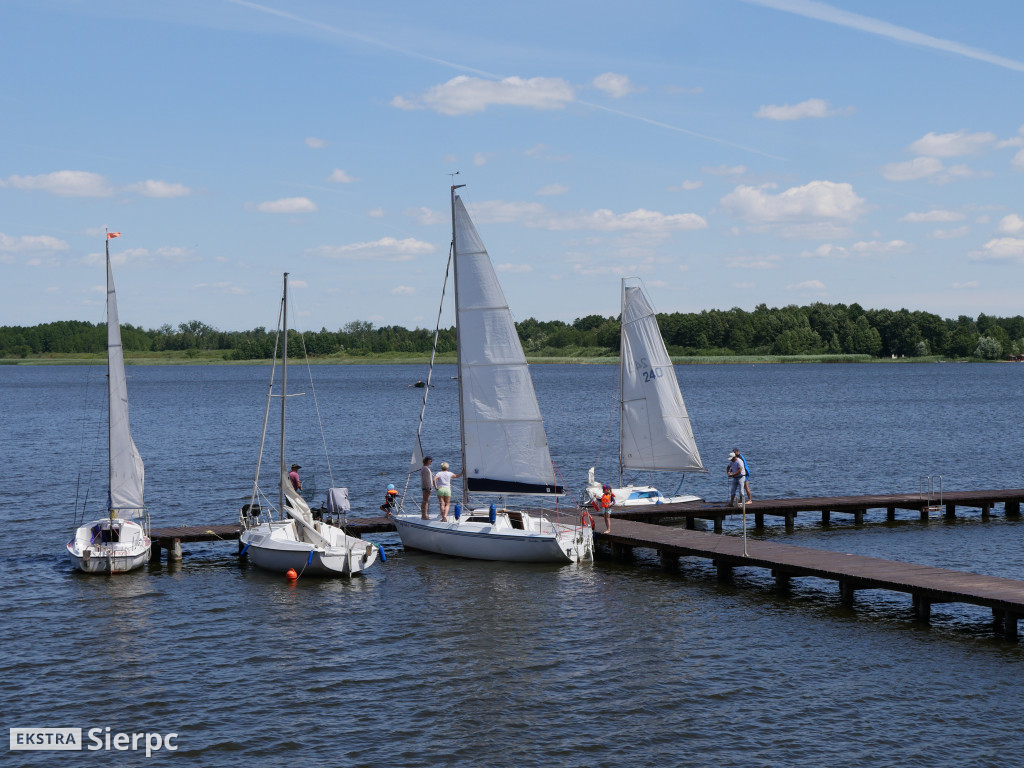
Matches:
[[597, 518, 1024, 638], [614, 488, 1024, 532]]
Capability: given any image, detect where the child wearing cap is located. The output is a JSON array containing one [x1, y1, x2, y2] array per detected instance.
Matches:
[[380, 483, 399, 516]]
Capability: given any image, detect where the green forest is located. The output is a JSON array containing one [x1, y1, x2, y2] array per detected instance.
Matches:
[[3, 303, 1024, 361]]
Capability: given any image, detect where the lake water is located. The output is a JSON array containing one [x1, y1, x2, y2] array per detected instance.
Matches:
[[3, 362, 1024, 766]]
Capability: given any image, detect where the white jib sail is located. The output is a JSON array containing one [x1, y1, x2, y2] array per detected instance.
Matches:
[[619, 282, 704, 473], [106, 252, 145, 513], [453, 195, 560, 495]]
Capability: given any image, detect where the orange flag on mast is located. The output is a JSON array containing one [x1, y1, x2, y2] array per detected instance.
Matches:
[[107, 232, 121, 239]]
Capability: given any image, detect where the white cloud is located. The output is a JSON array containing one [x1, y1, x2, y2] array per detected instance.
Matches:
[[881, 156, 943, 181], [129, 179, 191, 198], [787, 279, 826, 291], [305, 137, 329, 149], [256, 197, 317, 214], [969, 238, 1024, 263], [702, 164, 746, 176], [755, 98, 849, 120], [472, 152, 492, 167], [802, 240, 910, 259], [367, 208, 385, 218], [468, 200, 707, 232], [391, 285, 416, 295], [536, 183, 568, 196], [84, 245, 198, 268], [193, 282, 248, 295], [404, 206, 445, 226], [307, 237, 435, 261], [909, 130, 998, 157], [931, 227, 969, 240], [2, 170, 113, 197], [0, 233, 70, 253], [723, 254, 781, 269], [997, 214, 1024, 235], [593, 72, 643, 98], [328, 169, 359, 183], [392, 75, 574, 115], [952, 281, 979, 289], [900, 209, 965, 223], [496, 263, 533, 273], [670, 180, 703, 191], [1013, 149, 1024, 170], [721, 180, 865, 223]]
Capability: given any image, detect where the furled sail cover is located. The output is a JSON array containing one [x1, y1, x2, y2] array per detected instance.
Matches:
[[106, 254, 146, 513], [619, 284, 705, 473], [453, 195, 562, 495]]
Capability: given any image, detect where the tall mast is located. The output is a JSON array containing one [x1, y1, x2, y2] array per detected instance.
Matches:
[[106, 230, 114, 514], [451, 184, 467, 505], [618, 277, 625, 488], [280, 272, 288, 518]]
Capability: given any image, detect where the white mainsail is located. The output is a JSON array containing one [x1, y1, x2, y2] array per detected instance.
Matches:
[[619, 281, 704, 474], [453, 194, 561, 496], [106, 247, 145, 513]]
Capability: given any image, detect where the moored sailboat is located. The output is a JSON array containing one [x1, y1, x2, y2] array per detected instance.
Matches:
[[67, 231, 151, 574], [585, 278, 706, 507], [238, 273, 380, 577], [392, 185, 593, 563]]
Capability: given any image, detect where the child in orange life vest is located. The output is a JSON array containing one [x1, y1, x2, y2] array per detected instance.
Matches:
[[380, 484, 399, 515], [593, 483, 615, 533]]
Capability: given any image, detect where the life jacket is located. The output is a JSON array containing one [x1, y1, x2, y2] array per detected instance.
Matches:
[[600, 491, 614, 509]]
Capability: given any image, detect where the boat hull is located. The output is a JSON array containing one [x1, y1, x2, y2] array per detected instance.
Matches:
[[393, 513, 592, 563], [67, 519, 150, 574], [585, 482, 703, 508], [240, 521, 378, 576]]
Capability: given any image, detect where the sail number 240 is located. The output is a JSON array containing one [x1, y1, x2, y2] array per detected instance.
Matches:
[[642, 367, 665, 383]]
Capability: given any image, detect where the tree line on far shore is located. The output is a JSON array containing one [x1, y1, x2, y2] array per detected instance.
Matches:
[[3, 303, 1024, 361]]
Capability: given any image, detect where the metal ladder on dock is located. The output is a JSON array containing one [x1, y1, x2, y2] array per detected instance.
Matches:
[[920, 475, 943, 514]]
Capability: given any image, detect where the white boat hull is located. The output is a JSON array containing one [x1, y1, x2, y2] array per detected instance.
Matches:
[[67, 519, 150, 574], [393, 512, 593, 563], [240, 520, 379, 576], [585, 481, 702, 508]]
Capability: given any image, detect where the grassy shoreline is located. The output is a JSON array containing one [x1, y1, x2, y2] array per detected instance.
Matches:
[[0, 352, 997, 366]]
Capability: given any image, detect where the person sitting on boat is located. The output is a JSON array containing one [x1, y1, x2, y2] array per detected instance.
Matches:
[[433, 462, 462, 522], [592, 483, 615, 533], [380, 483, 399, 516]]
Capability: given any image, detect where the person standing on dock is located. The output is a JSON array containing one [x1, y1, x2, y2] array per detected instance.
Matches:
[[727, 450, 752, 506], [420, 456, 434, 520]]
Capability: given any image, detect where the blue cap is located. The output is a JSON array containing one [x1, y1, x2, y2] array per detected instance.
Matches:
[[387, 484, 395, 491]]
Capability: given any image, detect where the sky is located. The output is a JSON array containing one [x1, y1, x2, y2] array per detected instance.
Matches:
[[2, 0, 1023, 333]]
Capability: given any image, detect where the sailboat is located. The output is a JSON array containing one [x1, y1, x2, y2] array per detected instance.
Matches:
[[391, 185, 593, 563], [238, 273, 380, 577], [67, 231, 151, 573], [585, 277, 706, 507]]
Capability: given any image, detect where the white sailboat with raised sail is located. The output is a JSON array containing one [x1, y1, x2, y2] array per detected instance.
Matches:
[[67, 231, 151, 574], [392, 185, 593, 563], [238, 273, 380, 577], [585, 277, 706, 507]]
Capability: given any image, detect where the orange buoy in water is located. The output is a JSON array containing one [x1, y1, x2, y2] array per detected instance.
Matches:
[[285, 568, 298, 580]]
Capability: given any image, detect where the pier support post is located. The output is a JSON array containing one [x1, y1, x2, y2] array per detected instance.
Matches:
[[611, 543, 633, 561], [886, 505, 896, 522], [149, 543, 161, 562], [1007, 613, 1020, 641], [659, 551, 679, 571], [784, 512, 795, 532], [713, 517, 723, 534], [685, 516, 696, 530], [773, 570, 791, 592], [821, 510, 831, 525], [715, 561, 733, 582], [919, 506, 930, 523], [912, 595, 931, 622], [1006, 500, 1021, 517], [853, 509, 864, 525], [168, 538, 182, 562], [945, 503, 956, 520], [754, 512, 764, 530], [981, 504, 991, 521], [839, 581, 856, 607]]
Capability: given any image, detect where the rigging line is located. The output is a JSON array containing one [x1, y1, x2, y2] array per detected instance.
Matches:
[[296, 325, 336, 492], [249, 297, 284, 516]]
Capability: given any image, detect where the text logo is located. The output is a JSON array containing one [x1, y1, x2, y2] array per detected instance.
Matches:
[[10, 728, 82, 751]]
